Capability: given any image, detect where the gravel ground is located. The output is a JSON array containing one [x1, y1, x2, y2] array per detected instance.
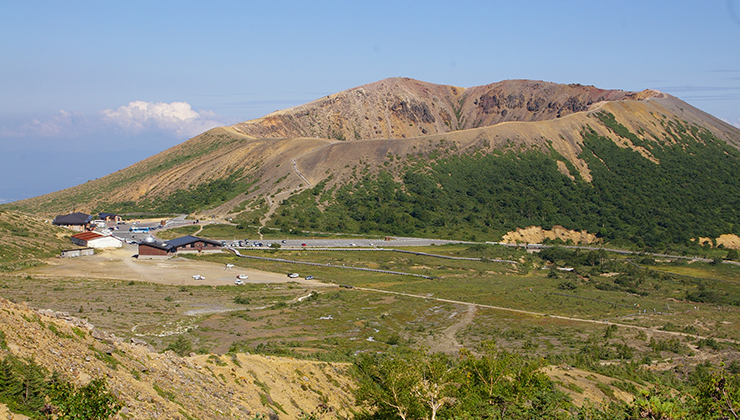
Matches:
[[29, 244, 331, 288]]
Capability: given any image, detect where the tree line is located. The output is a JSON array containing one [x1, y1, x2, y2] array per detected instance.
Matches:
[[351, 344, 740, 420], [271, 115, 740, 250]]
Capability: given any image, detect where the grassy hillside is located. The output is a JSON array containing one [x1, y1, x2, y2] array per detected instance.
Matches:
[[0, 296, 356, 419], [264, 112, 740, 250], [0, 210, 71, 272]]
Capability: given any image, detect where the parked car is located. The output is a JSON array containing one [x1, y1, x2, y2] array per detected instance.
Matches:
[[305, 275, 314, 280], [288, 273, 299, 278], [236, 274, 248, 280], [235, 279, 244, 285]]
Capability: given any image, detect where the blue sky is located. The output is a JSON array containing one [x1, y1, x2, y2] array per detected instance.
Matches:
[[2, 1, 740, 203]]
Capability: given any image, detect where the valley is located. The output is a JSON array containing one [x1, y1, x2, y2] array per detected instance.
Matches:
[[2, 231, 740, 418], [1, 77, 740, 419]]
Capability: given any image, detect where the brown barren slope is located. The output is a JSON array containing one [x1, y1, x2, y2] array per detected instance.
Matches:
[[231, 78, 642, 140], [0, 297, 356, 419], [8, 78, 740, 218]]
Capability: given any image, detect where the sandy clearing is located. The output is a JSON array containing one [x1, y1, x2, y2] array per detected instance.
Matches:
[[27, 245, 332, 288]]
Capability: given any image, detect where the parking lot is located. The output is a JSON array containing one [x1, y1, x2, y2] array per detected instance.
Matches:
[[220, 237, 471, 249], [31, 244, 330, 288]]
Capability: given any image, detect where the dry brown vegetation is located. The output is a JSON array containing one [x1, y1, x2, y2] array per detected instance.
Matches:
[[0, 296, 356, 419]]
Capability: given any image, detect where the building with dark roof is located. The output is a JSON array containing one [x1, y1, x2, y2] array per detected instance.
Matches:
[[137, 235, 222, 258], [52, 212, 93, 231], [137, 240, 175, 257], [166, 235, 222, 253], [98, 213, 122, 222]]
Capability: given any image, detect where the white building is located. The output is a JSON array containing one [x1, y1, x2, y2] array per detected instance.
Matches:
[[70, 231, 122, 248]]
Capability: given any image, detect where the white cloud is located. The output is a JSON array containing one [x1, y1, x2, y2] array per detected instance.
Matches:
[[0, 101, 229, 144], [100, 101, 226, 137], [0, 110, 89, 138]]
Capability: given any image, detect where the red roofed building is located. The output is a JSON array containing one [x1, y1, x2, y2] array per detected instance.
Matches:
[[71, 231, 122, 248]]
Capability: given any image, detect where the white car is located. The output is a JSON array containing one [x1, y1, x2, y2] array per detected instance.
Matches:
[[192, 274, 205, 280], [288, 273, 299, 278], [236, 274, 248, 280], [235, 279, 244, 285]]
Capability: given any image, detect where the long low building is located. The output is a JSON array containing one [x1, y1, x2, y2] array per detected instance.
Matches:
[[71, 231, 122, 248], [53, 212, 93, 232], [137, 235, 222, 257], [166, 235, 222, 253], [60, 248, 95, 258], [137, 240, 174, 257]]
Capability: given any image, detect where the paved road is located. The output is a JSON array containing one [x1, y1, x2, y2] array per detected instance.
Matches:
[[109, 217, 739, 269], [489, 241, 740, 266], [227, 237, 472, 249]]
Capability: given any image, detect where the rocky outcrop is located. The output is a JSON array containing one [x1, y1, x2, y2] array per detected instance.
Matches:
[[231, 78, 652, 141], [501, 225, 599, 245]]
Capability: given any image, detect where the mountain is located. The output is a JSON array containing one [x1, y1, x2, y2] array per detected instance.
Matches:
[[230, 78, 642, 140], [6, 78, 740, 247]]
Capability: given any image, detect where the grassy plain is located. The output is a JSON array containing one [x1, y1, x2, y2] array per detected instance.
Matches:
[[1, 235, 738, 401], [13, 246, 737, 345]]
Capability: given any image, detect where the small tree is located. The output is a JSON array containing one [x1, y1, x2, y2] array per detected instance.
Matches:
[[166, 335, 193, 356], [727, 248, 739, 262], [692, 369, 740, 419], [353, 350, 425, 420], [49, 376, 121, 420], [412, 353, 457, 420]]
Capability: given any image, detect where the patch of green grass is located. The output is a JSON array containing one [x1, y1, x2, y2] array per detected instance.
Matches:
[[563, 381, 584, 394], [157, 225, 200, 240], [88, 345, 121, 370], [198, 224, 249, 239], [153, 382, 178, 403], [594, 381, 615, 400], [47, 323, 72, 339]]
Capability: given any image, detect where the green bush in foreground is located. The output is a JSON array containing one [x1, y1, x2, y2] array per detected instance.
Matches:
[[0, 355, 120, 419], [351, 344, 740, 420]]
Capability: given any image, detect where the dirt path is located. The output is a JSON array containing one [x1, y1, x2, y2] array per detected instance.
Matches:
[[257, 155, 313, 238], [426, 303, 476, 353], [292, 158, 311, 187], [357, 287, 738, 344], [258, 189, 294, 239]]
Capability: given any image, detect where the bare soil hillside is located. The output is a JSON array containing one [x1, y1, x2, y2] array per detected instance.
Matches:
[[0, 297, 356, 419], [231, 78, 644, 141]]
